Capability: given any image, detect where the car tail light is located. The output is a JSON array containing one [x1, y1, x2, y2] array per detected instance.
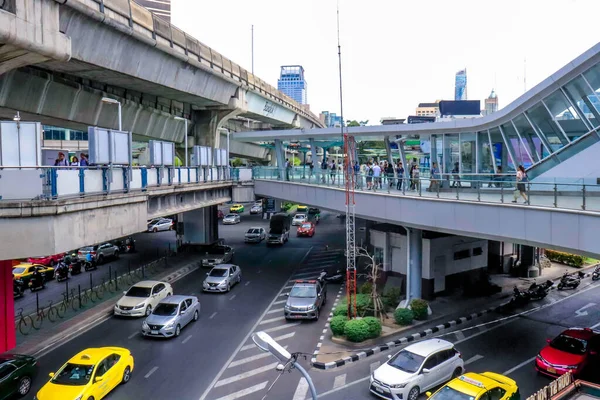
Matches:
[[91, 252, 96, 255], [457, 351, 462, 359]]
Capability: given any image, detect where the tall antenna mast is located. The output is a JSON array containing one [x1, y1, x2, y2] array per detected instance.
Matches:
[[337, 1, 357, 319], [251, 25, 255, 75], [524, 57, 527, 93]]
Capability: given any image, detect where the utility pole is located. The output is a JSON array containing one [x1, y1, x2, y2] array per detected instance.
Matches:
[[251, 25, 254, 75]]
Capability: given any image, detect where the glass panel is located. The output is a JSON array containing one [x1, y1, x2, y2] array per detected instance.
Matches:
[[460, 132, 475, 174], [442, 134, 459, 177], [564, 74, 600, 128], [501, 122, 533, 168], [512, 114, 543, 161], [525, 104, 567, 154], [489, 127, 515, 172], [477, 131, 494, 174], [544, 90, 588, 141]]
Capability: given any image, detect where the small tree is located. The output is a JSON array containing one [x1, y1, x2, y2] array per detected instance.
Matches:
[[356, 247, 387, 321], [231, 158, 244, 167]]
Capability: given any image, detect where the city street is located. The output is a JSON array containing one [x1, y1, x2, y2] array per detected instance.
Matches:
[[23, 209, 349, 400]]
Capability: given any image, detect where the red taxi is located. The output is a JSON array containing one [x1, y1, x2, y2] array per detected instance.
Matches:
[[297, 222, 315, 237], [536, 328, 599, 378]]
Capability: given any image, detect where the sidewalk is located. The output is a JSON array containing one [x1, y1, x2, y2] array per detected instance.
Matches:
[[11, 253, 200, 357], [313, 261, 599, 368]]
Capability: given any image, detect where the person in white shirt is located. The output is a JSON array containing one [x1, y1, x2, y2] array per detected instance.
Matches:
[[372, 163, 382, 190]]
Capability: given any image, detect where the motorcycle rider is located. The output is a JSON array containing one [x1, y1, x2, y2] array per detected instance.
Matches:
[[56, 257, 69, 279], [84, 252, 95, 270], [30, 268, 43, 289]]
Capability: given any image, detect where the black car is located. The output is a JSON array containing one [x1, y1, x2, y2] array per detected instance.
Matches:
[[0, 354, 37, 399]]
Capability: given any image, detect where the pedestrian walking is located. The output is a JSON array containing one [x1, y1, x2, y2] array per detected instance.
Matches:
[[285, 158, 291, 181], [79, 153, 89, 167], [451, 162, 461, 188], [330, 160, 337, 184], [366, 162, 374, 190], [54, 152, 68, 166], [396, 161, 404, 191], [512, 165, 529, 203], [321, 158, 328, 183], [372, 162, 381, 191], [429, 162, 440, 192]]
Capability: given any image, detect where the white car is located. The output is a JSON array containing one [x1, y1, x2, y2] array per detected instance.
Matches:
[[292, 213, 308, 226], [114, 280, 173, 317], [223, 214, 241, 225], [370, 339, 464, 400], [245, 227, 266, 243], [203, 264, 242, 293], [148, 218, 173, 232], [250, 205, 263, 214]]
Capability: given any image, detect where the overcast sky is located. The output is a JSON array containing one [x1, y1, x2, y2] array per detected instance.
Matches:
[[172, 0, 600, 125]]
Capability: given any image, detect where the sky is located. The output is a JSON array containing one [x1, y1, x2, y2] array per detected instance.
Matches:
[[172, 0, 600, 125]]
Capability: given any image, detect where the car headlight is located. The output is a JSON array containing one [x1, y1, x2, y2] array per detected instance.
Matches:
[[214, 259, 223, 264], [142, 321, 149, 329], [390, 383, 407, 389], [134, 303, 145, 309], [308, 304, 317, 311], [203, 281, 208, 287], [218, 281, 227, 286], [164, 322, 175, 329], [284, 305, 291, 310]]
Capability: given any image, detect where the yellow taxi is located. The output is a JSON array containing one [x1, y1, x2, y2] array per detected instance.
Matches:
[[35, 347, 134, 400], [229, 204, 245, 213], [12, 263, 55, 284], [426, 372, 520, 400], [297, 205, 308, 212]]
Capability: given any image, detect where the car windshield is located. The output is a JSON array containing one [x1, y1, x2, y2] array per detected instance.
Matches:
[[52, 363, 95, 386], [126, 286, 151, 297], [387, 350, 425, 373], [295, 215, 306, 219], [290, 286, 317, 298], [79, 247, 93, 252], [153, 303, 178, 316], [429, 386, 475, 400], [301, 224, 312, 229], [209, 269, 228, 277], [247, 229, 260, 234], [13, 267, 26, 274], [225, 215, 236, 218], [550, 334, 588, 354]]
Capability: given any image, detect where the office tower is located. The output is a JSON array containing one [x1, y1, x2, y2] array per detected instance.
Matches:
[[484, 89, 499, 115], [455, 69, 467, 101], [277, 65, 307, 105]]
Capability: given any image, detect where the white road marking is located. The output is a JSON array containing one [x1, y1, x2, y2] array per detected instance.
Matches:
[[128, 331, 138, 339], [370, 361, 380, 373], [228, 346, 288, 368], [590, 321, 600, 329], [144, 366, 158, 379], [465, 355, 484, 365], [261, 323, 301, 334], [209, 312, 218, 319], [575, 303, 596, 317], [273, 299, 287, 305], [229, 294, 236, 300], [182, 335, 193, 344], [240, 332, 296, 351], [278, 292, 288, 297], [503, 356, 537, 375], [265, 308, 281, 314], [293, 271, 322, 277], [333, 374, 347, 389], [293, 378, 309, 400], [215, 362, 278, 387], [245, 281, 251, 286], [454, 331, 465, 340], [318, 376, 370, 398], [213, 382, 269, 400], [259, 316, 285, 325], [453, 320, 515, 345]]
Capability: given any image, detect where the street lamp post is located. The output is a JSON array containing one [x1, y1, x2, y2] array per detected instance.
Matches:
[[174, 116, 189, 167], [101, 97, 122, 131]]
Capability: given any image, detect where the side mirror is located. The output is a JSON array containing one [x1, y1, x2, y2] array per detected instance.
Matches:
[[48, 372, 55, 378], [206, 273, 209, 276], [123, 291, 127, 295], [387, 355, 392, 359], [546, 339, 551, 344], [180, 310, 186, 315], [422, 368, 431, 374], [285, 293, 289, 297], [426, 392, 432, 398], [94, 376, 104, 383]]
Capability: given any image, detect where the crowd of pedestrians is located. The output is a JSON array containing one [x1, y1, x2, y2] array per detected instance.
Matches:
[[54, 152, 89, 167]]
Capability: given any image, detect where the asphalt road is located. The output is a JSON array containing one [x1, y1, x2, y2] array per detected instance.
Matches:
[[23, 208, 348, 400], [14, 231, 177, 317], [302, 279, 600, 400]]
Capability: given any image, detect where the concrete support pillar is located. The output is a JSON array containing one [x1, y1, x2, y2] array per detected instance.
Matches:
[[398, 140, 409, 180], [384, 137, 396, 180], [309, 139, 318, 168], [408, 228, 423, 301], [181, 206, 218, 245], [192, 109, 240, 150], [0, 260, 16, 352], [274, 139, 285, 180]]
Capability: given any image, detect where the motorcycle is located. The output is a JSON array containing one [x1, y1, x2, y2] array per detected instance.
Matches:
[[320, 269, 345, 284], [55, 265, 69, 282], [13, 279, 25, 298], [508, 286, 530, 307], [557, 271, 585, 290], [527, 280, 553, 300], [592, 266, 600, 281], [69, 259, 82, 275], [83, 260, 97, 271], [125, 237, 136, 253], [28, 275, 45, 292]]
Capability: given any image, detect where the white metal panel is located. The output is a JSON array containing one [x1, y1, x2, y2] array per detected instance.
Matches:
[[84, 169, 104, 194], [0, 169, 44, 200], [131, 169, 142, 190], [112, 169, 124, 192], [147, 168, 158, 186]]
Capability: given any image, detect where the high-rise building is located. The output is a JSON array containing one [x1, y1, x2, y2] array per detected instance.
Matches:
[[277, 65, 307, 105], [137, 0, 171, 22], [455, 69, 467, 100], [415, 101, 441, 117], [484, 89, 499, 116], [319, 111, 342, 127]]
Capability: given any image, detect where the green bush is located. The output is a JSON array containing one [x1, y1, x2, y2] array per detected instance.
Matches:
[[330, 315, 347, 337], [363, 317, 382, 338], [359, 281, 373, 295], [410, 299, 429, 320], [394, 308, 414, 326], [344, 319, 370, 342], [383, 287, 403, 309], [332, 303, 349, 317], [545, 250, 584, 268], [334, 294, 373, 317]]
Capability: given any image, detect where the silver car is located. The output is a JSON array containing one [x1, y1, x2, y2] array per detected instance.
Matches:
[[142, 295, 200, 338], [202, 264, 242, 293], [250, 205, 262, 214], [77, 243, 119, 264], [223, 214, 241, 225], [245, 227, 266, 243], [148, 218, 173, 232]]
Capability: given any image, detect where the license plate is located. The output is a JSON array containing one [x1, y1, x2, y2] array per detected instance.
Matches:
[[547, 367, 557, 374], [151, 330, 158, 335], [120, 311, 129, 314]]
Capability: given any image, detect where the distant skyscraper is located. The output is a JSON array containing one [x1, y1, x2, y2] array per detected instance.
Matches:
[[137, 0, 171, 22], [484, 89, 499, 115], [277, 65, 307, 105], [455, 69, 467, 100]]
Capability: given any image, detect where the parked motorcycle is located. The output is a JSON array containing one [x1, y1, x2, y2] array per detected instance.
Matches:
[[116, 237, 136, 254], [527, 280, 553, 300], [28, 275, 45, 292], [508, 286, 530, 307], [557, 271, 585, 290], [592, 266, 600, 281], [320, 269, 345, 284], [13, 279, 25, 298]]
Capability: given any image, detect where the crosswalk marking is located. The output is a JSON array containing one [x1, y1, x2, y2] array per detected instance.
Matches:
[[465, 355, 484, 365], [292, 378, 309, 400], [265, 308, 281, 315], [293, 271, 322, 277], [259, 316, 285, 325], [213, 381, 269, 400], [273, 299, 287, 305], [333, 374, 347, 389], [215, 363, 278, 387], [240, 332, 296, 351], [262, 323, 301, 334], [454, 331, 466, 340], [370, 361, 381, 373]]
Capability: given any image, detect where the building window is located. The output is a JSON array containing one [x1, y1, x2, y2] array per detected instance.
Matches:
[[43, 128, 66, 140], [374, 247, 384, 267], [70, 131, 88, 141], [453, 249, 470, 260], [473, 247, 483, 256]]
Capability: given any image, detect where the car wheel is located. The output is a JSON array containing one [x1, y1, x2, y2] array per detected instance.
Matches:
[[408, 387, 420, 400], [238, 274, 242, 284], [167, 292, 172, 297], [50, 260, 56, 267], [314, 308, 320, 320], [17, 375, 32, 396], [193, 310, 199, 321], [145, 305, 152, 316], [169, 225, 173, 230], [88, 397, 95, 400], [153, 228, 158, 233], [114, 251, 119, 259], [227, 283, 231, 292], [175, 324, 181, 337], [452, 367, 462, 379], [121, 366, 131, 384], [97, 255, 104, 265]]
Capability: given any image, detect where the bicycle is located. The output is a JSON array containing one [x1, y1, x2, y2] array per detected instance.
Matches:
[[45, 300, 60, 323], [16, 308, 35, 336], [90, 282, 105, 302], [57, 290, 76, 317]]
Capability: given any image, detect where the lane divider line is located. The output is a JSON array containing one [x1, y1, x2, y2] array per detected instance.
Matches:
[[144, 366, 158, 379]]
